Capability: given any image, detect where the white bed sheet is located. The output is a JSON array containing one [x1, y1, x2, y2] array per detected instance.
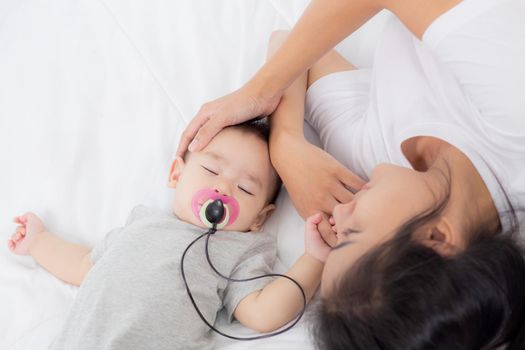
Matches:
[[0, 1, 389, 348]]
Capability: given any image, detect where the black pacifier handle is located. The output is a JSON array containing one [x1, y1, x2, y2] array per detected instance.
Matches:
[[181, 197, 307, 341], [205, 199, 225, 228]]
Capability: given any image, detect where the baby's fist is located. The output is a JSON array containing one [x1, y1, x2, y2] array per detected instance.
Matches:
[[8, 212, 46, 255], [304, 213, 332, 263]]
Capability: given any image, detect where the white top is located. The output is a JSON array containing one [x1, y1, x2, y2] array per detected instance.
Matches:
[[307, 0, 525, 231]]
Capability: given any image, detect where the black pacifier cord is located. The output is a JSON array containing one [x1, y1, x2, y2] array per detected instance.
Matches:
[[180, 199, 307, 341]]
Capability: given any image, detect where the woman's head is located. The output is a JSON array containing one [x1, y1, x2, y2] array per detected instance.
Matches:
[[314, 143, 525, 349], [312, 228, 525, 350], [315, 159, 524, 349], [322, 154, 502, 296], [323, 162, 457, 295]]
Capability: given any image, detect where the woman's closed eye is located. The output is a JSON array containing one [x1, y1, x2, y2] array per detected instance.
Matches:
[[201, 165, 218, 175], [332, 229, 360, 250], [342, 228, 361, 236]]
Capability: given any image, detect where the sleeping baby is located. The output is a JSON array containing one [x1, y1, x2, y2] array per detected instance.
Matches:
[[7, 119, 327, 350]]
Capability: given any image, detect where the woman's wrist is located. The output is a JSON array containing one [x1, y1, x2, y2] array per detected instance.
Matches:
[[248, 66, 286, 104], [270, 122, 306, 141], [269, 130, 306, 169]]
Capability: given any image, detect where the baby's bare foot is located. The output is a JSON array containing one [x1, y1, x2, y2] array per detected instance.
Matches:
[[8, 212, 46, 255]]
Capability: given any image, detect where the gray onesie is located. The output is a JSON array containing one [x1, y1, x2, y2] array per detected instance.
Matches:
[[50, 205, 277, 350]]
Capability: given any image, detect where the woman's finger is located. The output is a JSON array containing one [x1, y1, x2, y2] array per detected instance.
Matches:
[[338, 166, 366, 194], [176, 120, 207, 158], [187, 116, 226, 153], [333, 182, 354, 204], [320, 195, 340, 215]]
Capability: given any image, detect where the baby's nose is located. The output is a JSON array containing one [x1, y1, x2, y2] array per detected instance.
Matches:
[[213, 183, 231, 197]]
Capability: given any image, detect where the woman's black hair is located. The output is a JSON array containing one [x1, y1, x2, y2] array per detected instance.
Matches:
[[312, 174, 525, 350]]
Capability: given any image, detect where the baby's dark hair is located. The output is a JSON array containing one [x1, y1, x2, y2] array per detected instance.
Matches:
[[226, 117, 282, 204], [228, 117, 271, 143], [312, 202, 525, 350]]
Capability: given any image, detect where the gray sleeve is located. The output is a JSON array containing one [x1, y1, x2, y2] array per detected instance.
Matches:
[[90, 227, 123, 264], [222, 236, 277, 322], [90, 205, 149, 264]]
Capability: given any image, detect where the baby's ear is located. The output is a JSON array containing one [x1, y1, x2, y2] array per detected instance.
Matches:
[[249, 204, 276, 232], [168, 156, 185, 188]]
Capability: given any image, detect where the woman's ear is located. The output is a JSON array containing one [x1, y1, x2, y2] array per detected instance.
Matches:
[[168, 156, 185, 188], [421, 218, 462, 257], [249, 204, 276, 232]]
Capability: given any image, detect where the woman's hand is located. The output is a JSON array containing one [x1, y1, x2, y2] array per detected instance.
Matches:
[[271, 133, 366, 246], [176, 82, 282, 157]]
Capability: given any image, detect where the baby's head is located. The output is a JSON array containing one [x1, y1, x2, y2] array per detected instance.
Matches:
[[168, 119, 281, 232]]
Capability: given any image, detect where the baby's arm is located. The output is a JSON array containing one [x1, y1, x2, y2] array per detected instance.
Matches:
[[7, 212, 92, 286], [234, 213, 330, 333]]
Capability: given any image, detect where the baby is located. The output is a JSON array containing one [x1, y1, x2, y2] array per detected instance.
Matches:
[[7, 120, 327, 350]]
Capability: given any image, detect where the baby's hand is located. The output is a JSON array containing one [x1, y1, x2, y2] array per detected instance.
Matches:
[[304, 213, 332, 263], [7, 212, 47, 255]]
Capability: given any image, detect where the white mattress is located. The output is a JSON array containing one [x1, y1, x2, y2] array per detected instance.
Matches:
[[0, 1, 389, 348]]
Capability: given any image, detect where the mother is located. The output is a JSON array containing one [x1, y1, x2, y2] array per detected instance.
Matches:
[[178, 0, 525, 348]]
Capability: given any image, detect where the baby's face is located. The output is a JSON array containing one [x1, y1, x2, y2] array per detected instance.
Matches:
[[169, 128, 276, 232]]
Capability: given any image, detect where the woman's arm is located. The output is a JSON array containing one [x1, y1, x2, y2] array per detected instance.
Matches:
[[177, 0, 463, 156], [176, 0, 383, 157], [267, 32, 365, 246], [233, 214, 331, 333], [253, 0, 382, 99]]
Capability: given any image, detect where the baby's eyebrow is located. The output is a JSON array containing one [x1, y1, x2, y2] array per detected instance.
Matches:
[[245, 172, 262, 189], [204, 151, 227, 163]]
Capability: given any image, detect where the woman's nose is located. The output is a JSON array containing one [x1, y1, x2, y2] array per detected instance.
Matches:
[[336, 200, 357, 217]]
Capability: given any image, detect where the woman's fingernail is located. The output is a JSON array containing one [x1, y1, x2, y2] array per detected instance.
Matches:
[[188, 140, 198, 152]]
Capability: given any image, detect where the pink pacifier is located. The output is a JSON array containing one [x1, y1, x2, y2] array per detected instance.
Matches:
[[191, 188, 240, 229]]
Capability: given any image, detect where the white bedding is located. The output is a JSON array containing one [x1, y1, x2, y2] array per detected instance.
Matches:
[[0, 1, 388, 348]]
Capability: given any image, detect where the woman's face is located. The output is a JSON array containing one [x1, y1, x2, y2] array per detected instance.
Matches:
[[321, 163, 442, 296]]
